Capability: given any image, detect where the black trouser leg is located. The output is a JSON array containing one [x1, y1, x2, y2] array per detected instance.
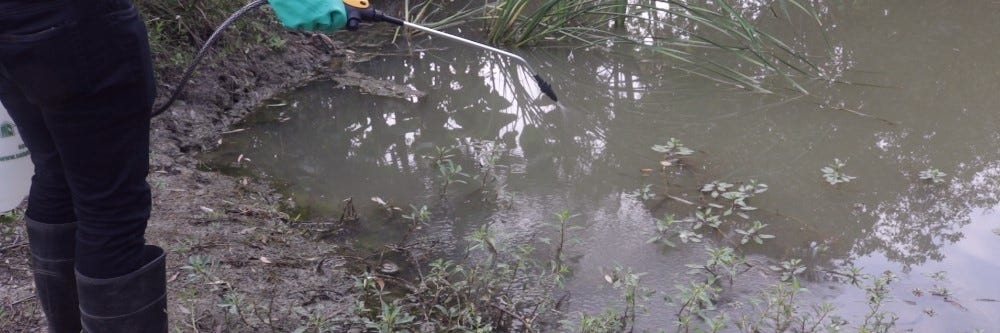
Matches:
[[0, 0, 156, 278], [0, 0, 166, 331]]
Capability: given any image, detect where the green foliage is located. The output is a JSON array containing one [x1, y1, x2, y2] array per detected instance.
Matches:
[[181, 255, 218, 281], [734, 220, 774, 245], [364, 300, 416, 332], [0, 209, 22, 223], [702, 179, 768, 219], [292, 306, 336, 333], [139, 0, 278, 72], [686, 245, 749, 285], [701, 181, 734, 199], [347, 122, 906, 333], [605, 266, 654, 331], [821, 158, 856, 185], [652, 138, 696, 167], [574, 309, 624, 333], [353, 211, 579, 332], [677, 229, 704, 244], [544, 210, 582, 280], [426, 144, 476, 196], [469, 140, 505, 190], [437, 159, 470, 195], [734, 281, 841, 333], [647, 214, 680, 247], [668, 277, 722, 330], [467, 224, 499, 263], [217, 292, 245, 315], [429, 145, 459, 166], [694, 207, 723, 230], [629, 184, 657, 201], [0, 209, 22, 238], [769, 259, 806, 282], [859, 271, 898, 332], [401, 205, 431, 225], [919, 168, 947, 184], [398, 204, 432, 246]]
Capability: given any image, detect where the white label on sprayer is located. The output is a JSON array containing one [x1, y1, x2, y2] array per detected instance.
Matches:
[[1, 105, 33, 212], [0, 123, 29, 161]]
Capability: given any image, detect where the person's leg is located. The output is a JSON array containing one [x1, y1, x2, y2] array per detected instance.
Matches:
[[3, 0, 157, 280], [55, 2, 167, 331], [0, 5, 83, 333], [1, 0, 166, 331], [59, 2, 166, 331], [0, 71, 83, 333]]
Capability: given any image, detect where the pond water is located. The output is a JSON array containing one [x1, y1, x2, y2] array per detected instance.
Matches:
[[205, 1, 1000, 331]]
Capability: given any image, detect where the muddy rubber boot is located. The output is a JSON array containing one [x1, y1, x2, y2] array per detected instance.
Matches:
[[24, 218, 83, 333], [77, 245, 168, 333]]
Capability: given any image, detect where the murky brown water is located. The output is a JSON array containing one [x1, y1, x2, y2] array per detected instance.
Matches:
[[206, 1, 1000, 330]]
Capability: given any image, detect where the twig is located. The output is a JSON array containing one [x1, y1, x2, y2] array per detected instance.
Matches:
[[338, 197, 358, 223], [489, 303, 537, 333], [372, 273, 419, 292], [827, 106, 897, 125], [11, 295, 35, 306], [666, 194, 695, 206], [0, 241, 27, 254]]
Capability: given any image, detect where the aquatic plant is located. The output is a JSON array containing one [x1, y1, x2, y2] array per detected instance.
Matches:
[[734, 220, 774, 245], [918, 168, 947, 184], [668, 277, 722, 330], [437, 159, 470, 196], [647, 214, 681, 247], [859, 271, 898, 332], [629, 184, 657, 201], [686, 245, 750, 286], [701, 181, 735, 199], [652, 137, 696, 167], [541, 210, 581, 278], [821, 158, 856, 185], [469, 140, 505, 192], [399, 205, 431, 246], [770, 259, 806, 282], [606, 266, 653, 332], [733, 281, 840, 333], [694, 207, 724, 230], [353, 212, 577, 332]]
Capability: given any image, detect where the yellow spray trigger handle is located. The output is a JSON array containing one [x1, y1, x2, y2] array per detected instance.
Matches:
[[343, 0, 377, 30], [343, 0, 370, 9]]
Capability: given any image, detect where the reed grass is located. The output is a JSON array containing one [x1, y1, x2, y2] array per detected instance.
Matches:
[[405, 0, 828, 94]]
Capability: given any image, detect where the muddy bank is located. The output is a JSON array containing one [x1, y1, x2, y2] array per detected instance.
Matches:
[[0, 27, 390, 331]]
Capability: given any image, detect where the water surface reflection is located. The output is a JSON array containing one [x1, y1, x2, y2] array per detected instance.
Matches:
[[207, 1, 1000, 330]]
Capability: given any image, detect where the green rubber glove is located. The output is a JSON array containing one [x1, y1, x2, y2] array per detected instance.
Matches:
[[269, 0, 347, 32]]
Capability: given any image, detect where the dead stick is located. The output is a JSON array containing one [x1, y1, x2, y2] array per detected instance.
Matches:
[[829, 106, 897, 125], [490, 303, 537, 333], [0, 241, 27, 254]]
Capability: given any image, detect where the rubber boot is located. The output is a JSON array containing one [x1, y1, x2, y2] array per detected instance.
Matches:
[[77, 245, 168, 333], [24, 217, 83, 333]]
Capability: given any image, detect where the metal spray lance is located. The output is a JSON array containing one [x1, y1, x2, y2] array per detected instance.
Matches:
[[342, 0, 559, 102]]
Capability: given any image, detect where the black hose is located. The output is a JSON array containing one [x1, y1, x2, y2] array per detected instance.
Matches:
[[151, 0, 268, 118], [151, 1, 558, 117]]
